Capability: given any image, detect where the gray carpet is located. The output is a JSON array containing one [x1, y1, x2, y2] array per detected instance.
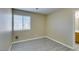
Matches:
[[11, 38, 73, 51]]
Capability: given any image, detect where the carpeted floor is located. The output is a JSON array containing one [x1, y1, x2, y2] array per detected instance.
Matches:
[[11, 38, 73, 51]]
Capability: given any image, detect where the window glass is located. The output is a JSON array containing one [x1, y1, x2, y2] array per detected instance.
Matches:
[[14, 15, 31, 31]]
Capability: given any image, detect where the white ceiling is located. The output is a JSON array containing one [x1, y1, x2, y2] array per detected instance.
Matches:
[[16, 8, 60, 15]]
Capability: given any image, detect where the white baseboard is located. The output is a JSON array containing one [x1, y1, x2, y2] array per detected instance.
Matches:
[[8, 43, 12, 51], [45, 36, 74, 49], [12, 36, 45, 44], [11, 36, 74, 50], [9, 36, 45, 51]]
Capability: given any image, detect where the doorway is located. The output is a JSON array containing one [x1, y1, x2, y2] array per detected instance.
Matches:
[[75, 10, 79, 50], [75, 11, 79, 43]]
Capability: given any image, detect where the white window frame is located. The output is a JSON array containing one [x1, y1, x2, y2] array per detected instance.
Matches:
[[13, 14, 31, 31]]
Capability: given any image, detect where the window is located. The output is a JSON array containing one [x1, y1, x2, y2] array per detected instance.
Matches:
[[14, 14, 31, 31]]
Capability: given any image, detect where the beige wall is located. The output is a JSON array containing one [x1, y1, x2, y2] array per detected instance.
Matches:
[[46, 9, 74, 47], [13, 10, 46, 41]]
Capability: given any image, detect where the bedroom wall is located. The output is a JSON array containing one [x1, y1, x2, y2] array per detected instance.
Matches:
[[13, 10, 46, 41], [46, 9, 74, 48]]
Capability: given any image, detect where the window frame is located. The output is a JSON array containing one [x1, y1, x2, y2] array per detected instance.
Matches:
[[13, 14, 31, 31]]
